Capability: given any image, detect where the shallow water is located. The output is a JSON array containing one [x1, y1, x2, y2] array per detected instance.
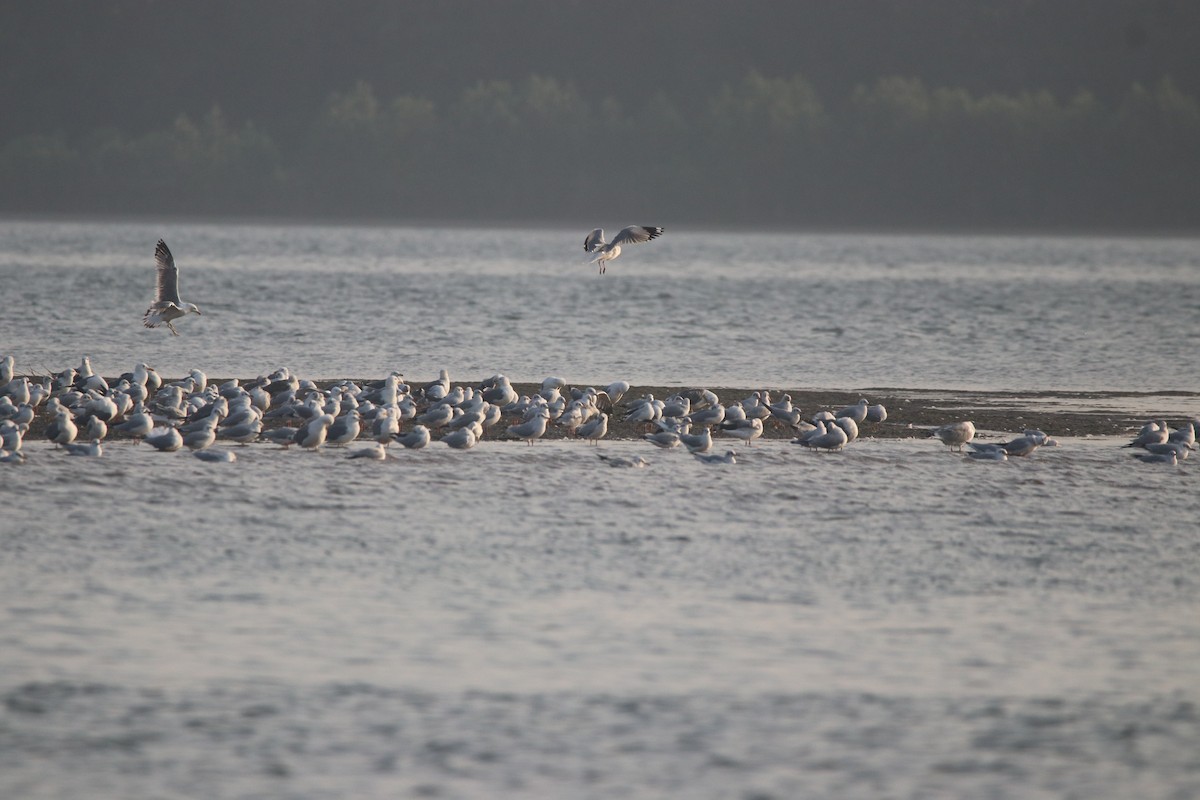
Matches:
[[2, 436, 1199, 799], [2, 219, 1200, 798], [2, 219, 1199, 390]]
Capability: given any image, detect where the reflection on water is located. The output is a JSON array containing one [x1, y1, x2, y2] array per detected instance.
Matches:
[[1, 437, 1198, 798]]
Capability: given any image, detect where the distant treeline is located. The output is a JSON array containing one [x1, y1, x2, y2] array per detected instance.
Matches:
[[3, 73, 1198, 230]]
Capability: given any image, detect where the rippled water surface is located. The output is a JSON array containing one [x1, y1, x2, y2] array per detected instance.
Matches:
[[2, 219, 1199, 799], [2, 219, 1199, 390]]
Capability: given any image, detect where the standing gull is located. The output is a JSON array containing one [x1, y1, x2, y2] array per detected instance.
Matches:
[[931, 421, 976, 453], [143, 239, 202, 335], [584, 226, 664, 274]]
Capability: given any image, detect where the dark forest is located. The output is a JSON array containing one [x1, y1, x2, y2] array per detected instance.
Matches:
[[3, 1, 1198, 230]]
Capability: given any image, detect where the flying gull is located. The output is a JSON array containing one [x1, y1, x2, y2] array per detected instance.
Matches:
[[584, 226, 664, 274], [143, 239, 202, 335]]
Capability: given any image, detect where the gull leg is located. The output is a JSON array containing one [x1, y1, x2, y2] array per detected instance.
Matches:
[[167, 321, 179, 336]]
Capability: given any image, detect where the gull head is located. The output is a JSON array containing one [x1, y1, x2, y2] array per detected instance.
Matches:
[[186, 303, 202, 316]]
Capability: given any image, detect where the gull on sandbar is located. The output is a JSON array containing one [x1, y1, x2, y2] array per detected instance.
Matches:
[[143, 239, 202, 335], [584, 226, 664, 274]]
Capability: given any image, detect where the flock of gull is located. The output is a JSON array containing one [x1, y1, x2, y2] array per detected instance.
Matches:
[[0, 232, 1194, 466], [1, 353, 1195, 468]]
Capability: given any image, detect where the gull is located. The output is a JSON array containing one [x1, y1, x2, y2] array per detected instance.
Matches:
[[261, 427, 300, 447], [836, 399, 870, 424], [1, 375, 30, 405], [294, 414, 335, 450], [0, 421, 23, 452], [423, 369, 451, 402], [661, 395, 691, 419], [999, 434, 1043, 458], [45, 408, 78, 448], [693, 449, 737, 464], [1168, 422, 1196, 449], [833, 416, 859, 444], [145, 426, 184, 451], [576, 413, 609, 445], [216, 418, 263, 445], [723, 402, 747, 424], [605, 381, 631, 406], [1133, 451, 1177, 465], [416, 403, 455, 430], [800, 423, 849, 452], [597, 453, 649, 468], [327, 410, 362, 446], [182, 416, 218, 451], [642, 431, 680, 449], [1144, 442, 1190, 460], [347, 443, 388, 460], [866, 403, 888, 423], [584, 225, 664, 274], [931, 421, 976, 453], [1126, 421, 1168, 448], [84, 415, 108, 442], [721, 417, 764, 446], [506, 408, 550, 445], [194, 448, 237, 463], [65, 439, 102, 457], [393, 424, 431, 450], [143, 239, 202, 335], [741, 392, 772, 421], [685, 404, 725, 428], [679, 425, 713, 454], [371, 407, 400, 443], [768, 406, 805, 429], [791, 421, 827, 447], [441, 426, 479, 450], [625, 395, 662, 427], [481, 376, 518, 407]]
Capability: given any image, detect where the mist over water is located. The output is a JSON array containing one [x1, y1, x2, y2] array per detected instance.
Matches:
[[2, 219, 1199, 799]]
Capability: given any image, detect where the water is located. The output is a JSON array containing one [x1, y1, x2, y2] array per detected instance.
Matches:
[[2, 219, 1199, 799], [1, 218, 1199, 390]]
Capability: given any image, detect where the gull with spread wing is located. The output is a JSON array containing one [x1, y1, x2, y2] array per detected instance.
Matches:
[[584, 225, 664, 274], [143, 239, 202, 335]]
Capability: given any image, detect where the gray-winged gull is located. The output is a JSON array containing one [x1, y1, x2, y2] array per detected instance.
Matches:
[[145, 426, 183, 451], [584, 225, 664, 274], [393, 424, 431, 450], [182, 417, 218, 451], [295, 414, 335, 450], [1133, 451, 1178, 465], [931, 421, 976, 453], [642, 430, 680, 449], [693, 449, 737, 464], [194, 448, 237, 463], [45, 408, 78, 448], [575, 413, 609, 445], [597, 453, 649, 468], [441, 426, 479, 450], [678, 425, 713, 454], [721, 417, 764, 446], [347, 443, 387, 460], [506, 408, 550, 445], [65, 439, 103, 457], [143, 239, 202, 335]]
